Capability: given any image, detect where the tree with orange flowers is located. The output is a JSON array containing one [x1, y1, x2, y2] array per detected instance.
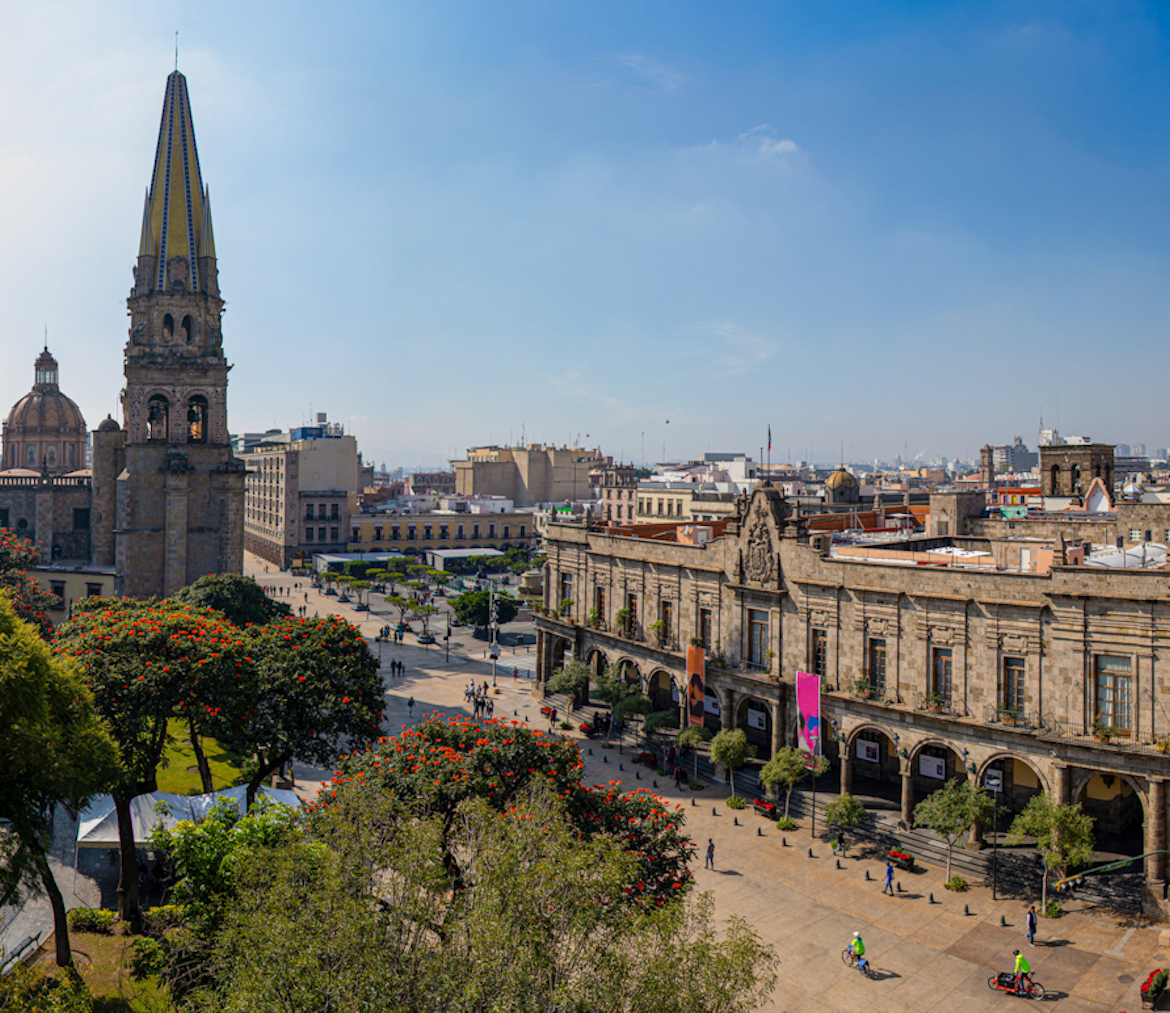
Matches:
[[0, 529, 62, 637], [225, 615, 383, 807], [326, 715, 694, 902], [56, 598, 245, 924]]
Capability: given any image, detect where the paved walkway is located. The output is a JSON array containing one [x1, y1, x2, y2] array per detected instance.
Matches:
[[257, 555, 1170, 1011]]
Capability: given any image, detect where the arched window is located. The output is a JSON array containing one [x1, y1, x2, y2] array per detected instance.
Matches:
[[67, 444, 75, 467], [26, 445, 36, 467], [181, 315, 193, 343], [46, 446, 56, 467], [162, 314, 174, 341], [1071, 464, 1082, 493], [148, 395, 169, 442], [1050, 464, 1060, 494], [187, 395, 208, 444]]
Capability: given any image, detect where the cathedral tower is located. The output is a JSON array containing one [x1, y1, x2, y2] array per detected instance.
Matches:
[[95, 70, 244, 596]]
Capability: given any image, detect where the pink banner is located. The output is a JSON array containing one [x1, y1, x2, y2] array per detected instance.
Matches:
[[795, 670, 822, 755]]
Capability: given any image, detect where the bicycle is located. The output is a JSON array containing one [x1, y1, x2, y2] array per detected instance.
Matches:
[[988, 971, 1045, 999], [841, 948, 874, 978]]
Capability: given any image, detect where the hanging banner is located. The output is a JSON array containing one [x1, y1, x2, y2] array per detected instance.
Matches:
[[919, 755, 946, 780], [795, 670, 822, 754], [686, 645, 705, 728], [856, 739, 879, 763]]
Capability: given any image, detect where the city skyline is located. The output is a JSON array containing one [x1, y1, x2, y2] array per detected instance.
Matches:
[[2, 2, 1169, 469]]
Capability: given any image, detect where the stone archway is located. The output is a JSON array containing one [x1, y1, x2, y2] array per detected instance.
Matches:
[[647, 669, 675, 713], [1074, 770, 1146, 858], [907, 738, 966, 811], [976, 753, 1047, 817], [550, 637, 570, 676], [734, 695, 774, 759], [842, 724, 901, 805], [587, 648, 609, 679], [616, 658, 641, 687]]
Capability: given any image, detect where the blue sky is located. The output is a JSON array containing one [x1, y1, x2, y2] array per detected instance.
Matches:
[[1, 1, 1169, 469]]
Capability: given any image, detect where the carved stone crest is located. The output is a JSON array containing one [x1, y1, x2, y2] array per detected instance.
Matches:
[[744, 507, 774, 583]]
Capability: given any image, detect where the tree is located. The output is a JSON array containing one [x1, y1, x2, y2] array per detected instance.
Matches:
[[184, 790, 776, 1013], [710, 728, 755, 799], [225, 615, 384, 807], [616, 693, 654, 747], [173, 573, 292, 627], [760, 747, 822, 819], [546, 658, 591, 708], [450, 589, 519, 628], [591, 665, 637, 745], [0, 529, 61, 637], [823, 794, 868, 837], [387, 594, 414, 625], [1007, 793, 1096, 911], [644, 710, 679, 768], [325, 715, 695, 903], [677, 726, 704, 787], [56, 598, 244, 923], [0, 597, 119, 967], [349, 579, 371, 608], [913, 777, 995, 880]]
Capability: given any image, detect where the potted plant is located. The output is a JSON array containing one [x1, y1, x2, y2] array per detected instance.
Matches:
[[1002, 706, 1020, 727], [886, 848, 915, 872], [923, 693, 946, 714], [852, 676, 873, 700], [614, 608, 632, 637], [649, 619, 665, 647], [586, 606, 601, 629], [559, 598, 574, 618], [1092, 720, 1114, 744], [1158, 740, 1170, 756], [1141, 968, 1167, 1007]]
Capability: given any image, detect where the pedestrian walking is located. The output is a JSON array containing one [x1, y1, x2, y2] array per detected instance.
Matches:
[[705, 838, 715, 870], [834, 829, 847, 857], [512, 666, 518, 681], [883, 861, 895, 896], [1026, 905, 1037, 947], [674, 765, 683, 790], [407, 696, 415, 717]]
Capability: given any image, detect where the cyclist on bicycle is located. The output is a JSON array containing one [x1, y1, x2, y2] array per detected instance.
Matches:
[[850, 931, 869, 975], [1012, 949, 1031, 993]]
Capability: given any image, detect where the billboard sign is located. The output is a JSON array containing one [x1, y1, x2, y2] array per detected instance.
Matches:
[[795, 670, 822, 754], [686, 645, 705, 728]]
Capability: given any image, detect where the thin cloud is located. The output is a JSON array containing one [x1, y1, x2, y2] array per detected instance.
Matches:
[[696, 322, 778, 375], [736, 125, 799, 158], [612, 53, 686, 93]]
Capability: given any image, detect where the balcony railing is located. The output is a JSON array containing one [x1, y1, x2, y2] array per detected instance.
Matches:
[[1040, 717, 1169, 757], [982, 705, 1041, 731], [912, 690, 960, 717]]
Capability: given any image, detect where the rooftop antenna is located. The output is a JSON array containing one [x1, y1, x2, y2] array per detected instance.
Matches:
[[43, 323, 47, 351], [175, 31, 179, 71]]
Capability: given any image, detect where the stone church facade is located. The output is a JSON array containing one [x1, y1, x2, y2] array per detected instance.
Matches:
[[0, 70, 244, 601], [536, 485, 1170, 912]]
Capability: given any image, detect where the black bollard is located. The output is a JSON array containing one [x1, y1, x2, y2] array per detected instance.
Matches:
[[653, 780, 658, 788], [712, 807, 717, 816], [757, 826, 762, 837], [619, 763, 623, 771], [734, 816, 739, 826], [865, 870, 871, 881], [808, 847, 813, 858], [964, 904, 970, 916], [691, 798, 695, 807], [1000, 915, 1006, 927], [896, 882, 902, 892], [929, 893, 934, 904], [782, 837, 787, 847], [835, 859, 841, 870], [588, 748, 593, 755], [603, 755, 608, 763], [635, 770, 640, 779]]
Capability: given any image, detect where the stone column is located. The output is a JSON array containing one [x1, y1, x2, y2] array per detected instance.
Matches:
[[1147, 779, 1166, 895], [840, 748, 853, 796], [719, 686, 735, 731], [900, 766, 914, 828], [770, 700, 784, 758], [1052, 763, 1070, 805]]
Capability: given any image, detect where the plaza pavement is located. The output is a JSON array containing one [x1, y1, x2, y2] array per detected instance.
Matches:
[[250, 555, 1166, 1012]]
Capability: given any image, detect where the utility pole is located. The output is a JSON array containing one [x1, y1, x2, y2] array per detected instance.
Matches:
[[489, 582, 500, 686]]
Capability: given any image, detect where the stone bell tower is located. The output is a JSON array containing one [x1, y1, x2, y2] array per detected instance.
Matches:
[[97, 70, 245, 597]]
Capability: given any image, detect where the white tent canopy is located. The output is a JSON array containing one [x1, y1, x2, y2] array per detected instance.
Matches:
[[76, 786, 301, 849]]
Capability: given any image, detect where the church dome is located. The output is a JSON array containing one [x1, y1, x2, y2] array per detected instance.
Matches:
[[825, 467, 859, 491], [2, 347, 88, 473], [97, 414, 121, 432]]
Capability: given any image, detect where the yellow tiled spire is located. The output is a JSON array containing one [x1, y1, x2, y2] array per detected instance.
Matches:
[[141, 70, 211, 292]]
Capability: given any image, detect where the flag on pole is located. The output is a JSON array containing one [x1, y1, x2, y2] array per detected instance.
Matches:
[[767, 425, 772, 453]]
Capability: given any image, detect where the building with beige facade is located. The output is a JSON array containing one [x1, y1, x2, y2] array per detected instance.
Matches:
[[348, 511, 535, 554], [535, 484, 1170, 913], [242, 422, 359, 568], [452, 444, 607, 506]]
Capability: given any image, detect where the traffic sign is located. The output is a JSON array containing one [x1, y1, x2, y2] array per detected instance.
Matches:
[[984, 770, 1003, 793]]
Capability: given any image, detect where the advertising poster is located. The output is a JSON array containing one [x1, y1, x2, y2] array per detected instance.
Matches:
[[856, 739, 879, 763], [795, 670, 821, 754], [919, 755, 946, 780], [747, 706, 767, 731], [686, 645, 705, 728]]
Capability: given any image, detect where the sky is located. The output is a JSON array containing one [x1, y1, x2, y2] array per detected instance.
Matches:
[[1, 1, 1169, 470]]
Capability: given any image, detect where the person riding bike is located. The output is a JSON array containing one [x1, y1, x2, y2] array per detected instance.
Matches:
[[1012, 949, 1031, 993], [850, 931, 869, 975]]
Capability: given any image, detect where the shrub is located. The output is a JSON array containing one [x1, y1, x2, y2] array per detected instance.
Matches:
[[775, 816, 798, 831], [559, 721, 573, 730], [944, 875, 968, 892], [688, 781, 703, 791], [726, 796, 746, 809], [129, 936, 165, 981], [143, 904, 186, 935], [1044, 900, 1063, 919], [67, 906, 114, 934]]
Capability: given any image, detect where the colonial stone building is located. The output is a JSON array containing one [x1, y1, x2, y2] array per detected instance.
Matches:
[[91, 69, 245, 597], [536, 484, 1170, 912]]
